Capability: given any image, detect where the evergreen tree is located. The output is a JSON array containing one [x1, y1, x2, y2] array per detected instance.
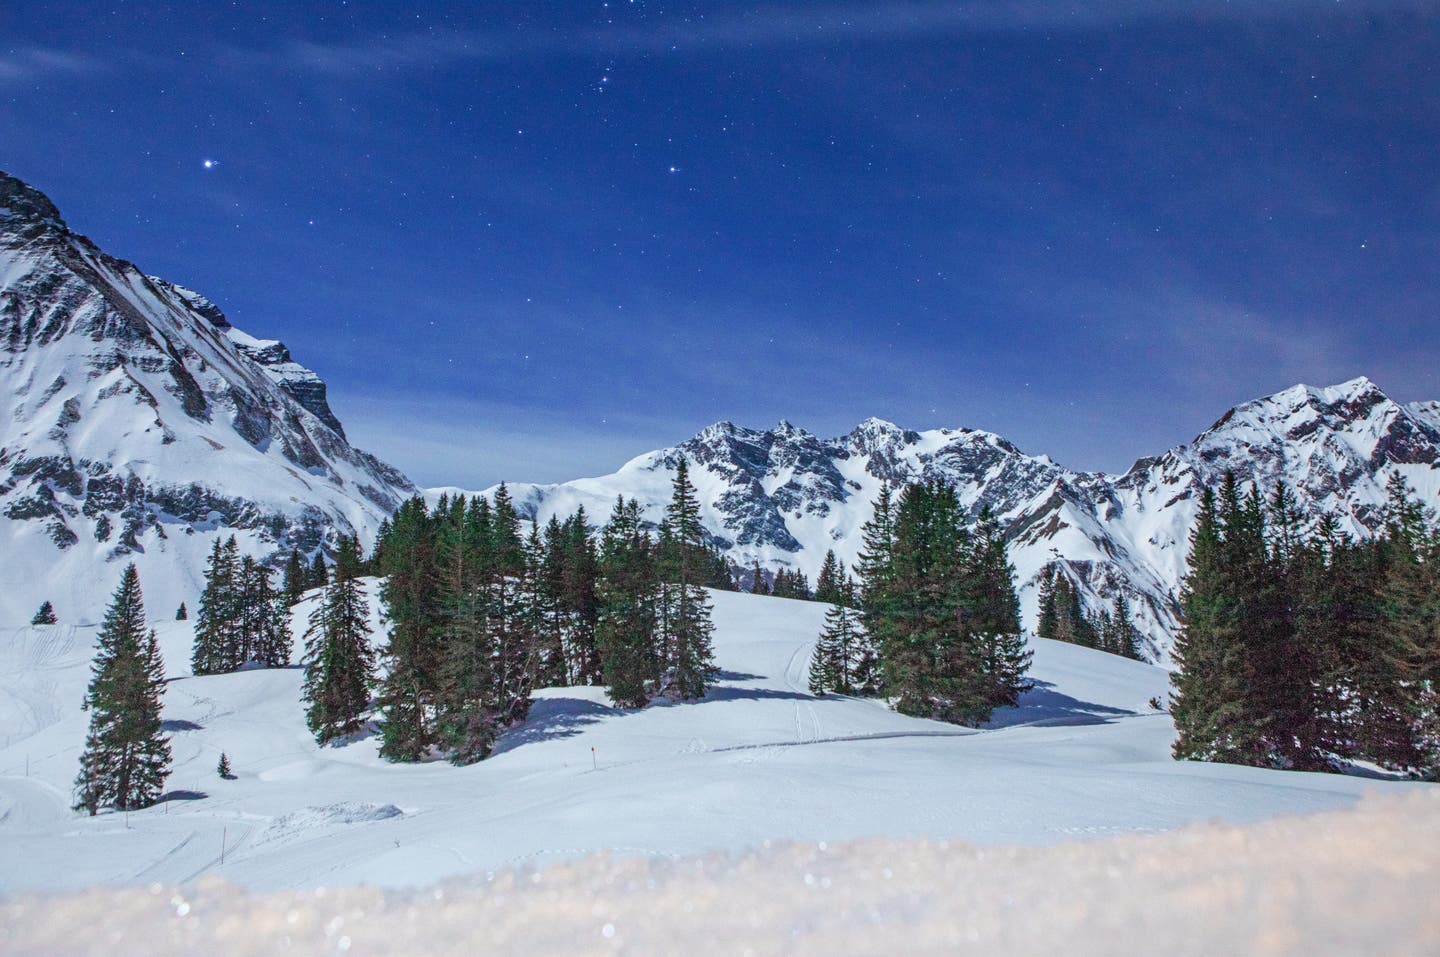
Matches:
[[1106, 594, 1141, 660], [487, 484, 537, 728], [302, 537, 375, 745], [217, 752, 233, 779], [175, 602, 187, 621], [656, 460, 717, 699], [597, 497, 659, 708], [876, 481, 985, 724], [246, 560, 292, 667], [309, 552, 328, 589], [968, 507, 1032, 711], [192, 537, 240, 675], [376, 497, 440, 761], [31, 601, 57, 625], [559, 510, 602, 683], [283, 549, 308, 606], [1171, 474, 1313, 767], [1171, 486, 1238, 762], [73, 565, 171, 814], [433, 495, 504, 764], [809, 578, 868, 695], [1036, 566, 1058, 639], [815, 550, 844, 605], [750, 561, 769, 595]]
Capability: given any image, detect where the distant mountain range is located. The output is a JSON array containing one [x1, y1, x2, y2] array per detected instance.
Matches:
[[4, 169, 1437, 661], [441, 384, 1440, 664]]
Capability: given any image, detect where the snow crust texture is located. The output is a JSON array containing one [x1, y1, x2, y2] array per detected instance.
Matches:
[[448, 377, 1440, 663], [5, 790, 1437, 957], [0, 170, 415, 625]]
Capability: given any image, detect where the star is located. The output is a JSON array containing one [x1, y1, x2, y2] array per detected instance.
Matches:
[[202, 159, 218, 170]]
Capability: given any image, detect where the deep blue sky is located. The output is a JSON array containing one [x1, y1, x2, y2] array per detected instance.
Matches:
[[4, 2, 1438, 486]]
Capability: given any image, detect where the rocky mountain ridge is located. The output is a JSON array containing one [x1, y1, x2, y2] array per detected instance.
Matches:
[[442, 377, 1439, 663], [0, 170, 416, 625]]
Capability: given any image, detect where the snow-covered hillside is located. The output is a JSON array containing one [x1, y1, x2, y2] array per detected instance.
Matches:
[[0, 588, 1423, 894], [438, 378, 1440, 663], [0, 171, 415, 627]]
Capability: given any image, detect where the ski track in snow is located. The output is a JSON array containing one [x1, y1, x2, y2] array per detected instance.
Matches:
[[0, 590, 1432, 894]]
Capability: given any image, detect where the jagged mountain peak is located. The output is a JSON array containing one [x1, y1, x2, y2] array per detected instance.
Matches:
[[0, 169, 66, 234], [0, 171, 413, 625], [450, 377, 1437, 665]]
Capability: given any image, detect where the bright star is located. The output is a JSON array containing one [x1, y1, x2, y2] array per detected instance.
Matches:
[[202, 159, 218, 170]]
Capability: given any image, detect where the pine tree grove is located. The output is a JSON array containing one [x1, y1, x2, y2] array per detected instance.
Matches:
[[1171, 471, 1440, 778]]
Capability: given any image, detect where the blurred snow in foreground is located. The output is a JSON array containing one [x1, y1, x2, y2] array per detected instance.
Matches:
[[6, 790, 1437, 956]]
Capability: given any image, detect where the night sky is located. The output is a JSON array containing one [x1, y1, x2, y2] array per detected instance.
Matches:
[[4, 2, 1438, 487]]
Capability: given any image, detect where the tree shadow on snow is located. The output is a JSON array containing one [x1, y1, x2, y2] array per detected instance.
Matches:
[[983, 680, 1135, 729], [161, 718, 203, 732], [714, 670, 764, 682], [159, 789, 208, 802], [694, 686, 814, 705], [491, 697, 615, 755]]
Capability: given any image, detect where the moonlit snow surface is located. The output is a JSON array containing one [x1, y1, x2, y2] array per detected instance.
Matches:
[[2, 589, 1434, 951]]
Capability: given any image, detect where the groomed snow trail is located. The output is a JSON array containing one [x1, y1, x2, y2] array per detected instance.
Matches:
[[0, 590, 1430, 893]]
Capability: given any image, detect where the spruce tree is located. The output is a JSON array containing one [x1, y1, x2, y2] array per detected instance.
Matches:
[[376, 497, 440, 761], [1036, 567, 1058, 639], [558, 510, 601, 684], [31, 601, 57, 625], [193, 536, 239, 675], [434, 495, 501, 764], [309, 552, 328, 589], [175, 602, 187, 621], [878, 481, 985, 724], [283, 549, 308, 606], [969, 507, 1032, 711], [750, 561, 769, 595], [73, 565, 171, 814], [1171, 486, 1233, 762], [597, 497, 660, 708], [657, 459, 717, 700], [217, 752, 233, 779], [1108, 594, 1141, 660], [815, 550, 844, 605], [302, 537, 375, 745], [488, 484, 537, 727], [246, 560, 292, 667], [810, 578, 867, 695]]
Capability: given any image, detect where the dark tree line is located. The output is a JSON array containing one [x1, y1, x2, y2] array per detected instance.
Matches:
[[822, 481, 1031, 726], [1036, 568, 1142, 659], [191, 536, 293, 674], [1171, 472, 1440, 778], [321, 463, 721, 765]]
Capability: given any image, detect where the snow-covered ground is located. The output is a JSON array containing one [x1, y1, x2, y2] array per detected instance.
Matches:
[[0, 589, 1429, 895]]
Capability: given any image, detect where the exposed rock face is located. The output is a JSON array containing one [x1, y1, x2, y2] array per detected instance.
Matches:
[[463, 378, 1439, 664], [0, 170, 416, 624]]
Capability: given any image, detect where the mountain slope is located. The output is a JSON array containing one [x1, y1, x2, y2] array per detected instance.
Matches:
[[440, 378, 1440, 663], [0, 171, 415, 625]]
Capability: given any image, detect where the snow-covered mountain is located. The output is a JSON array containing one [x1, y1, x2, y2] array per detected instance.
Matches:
[[0, 170, 415, 626], [439, 378, 1440, 664]]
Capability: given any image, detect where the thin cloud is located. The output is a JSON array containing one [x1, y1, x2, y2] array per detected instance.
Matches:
[[0, 46, 105, 83], [237, 0, 1440, 76]]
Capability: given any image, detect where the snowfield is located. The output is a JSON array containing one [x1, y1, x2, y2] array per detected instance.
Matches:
[[1, 588, 1429, 901]]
